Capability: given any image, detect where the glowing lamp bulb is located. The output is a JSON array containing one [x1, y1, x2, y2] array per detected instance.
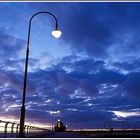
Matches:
[[51, 30, 62, 38]]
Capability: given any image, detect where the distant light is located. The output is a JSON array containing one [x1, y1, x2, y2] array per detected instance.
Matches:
[[58, 119, 60, 122], [51, 30, 62, 38], [88, 103, 92, 106], [57, 110, 60, 113]]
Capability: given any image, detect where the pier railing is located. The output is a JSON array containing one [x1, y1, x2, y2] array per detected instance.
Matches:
[[0, 120, 52, 137], [104, 121, 129, 131]]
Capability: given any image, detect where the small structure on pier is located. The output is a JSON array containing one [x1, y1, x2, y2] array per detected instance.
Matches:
[[55, 119, 66, 132]]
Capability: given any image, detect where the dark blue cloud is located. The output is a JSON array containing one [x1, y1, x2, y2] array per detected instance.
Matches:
[[123, 72, 140, 98], [94, 69, 126, 84], [113, 59, 140, 73], [56, 2, 140, 58], [61, 109, 113, 129], [0, 28, 26, 58]]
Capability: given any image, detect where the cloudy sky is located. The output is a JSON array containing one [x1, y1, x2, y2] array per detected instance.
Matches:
[[0, 2, 140, 129]]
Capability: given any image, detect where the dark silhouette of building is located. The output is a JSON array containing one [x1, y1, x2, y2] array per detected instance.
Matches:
[[55, 119, 66, 132]]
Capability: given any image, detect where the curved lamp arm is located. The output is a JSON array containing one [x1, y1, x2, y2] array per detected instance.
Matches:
[[27, 11, 60, 49]]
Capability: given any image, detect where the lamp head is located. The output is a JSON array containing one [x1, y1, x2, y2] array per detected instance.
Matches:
[[51, 29, 62, 38]]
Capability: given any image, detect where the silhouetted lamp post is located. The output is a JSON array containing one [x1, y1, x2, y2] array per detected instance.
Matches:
[[19, 11, 62, 137], [50, 110, 60, 131]]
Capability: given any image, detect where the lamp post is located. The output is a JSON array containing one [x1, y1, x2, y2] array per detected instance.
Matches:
[[50, 112, 54, 132], [19, 11, 62, 137], [50, 110, 60, 132]]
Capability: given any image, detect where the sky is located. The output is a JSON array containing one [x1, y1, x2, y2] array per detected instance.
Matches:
[[0, 2, 140, 130]]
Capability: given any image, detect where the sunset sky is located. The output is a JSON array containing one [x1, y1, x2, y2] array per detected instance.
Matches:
[[0, 2, 140, 129]]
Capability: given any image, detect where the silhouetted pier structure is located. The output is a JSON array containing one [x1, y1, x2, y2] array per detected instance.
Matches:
[[70, 121, 139, 138], [104, 121, 129, 131], [0, 119, 140, 138]]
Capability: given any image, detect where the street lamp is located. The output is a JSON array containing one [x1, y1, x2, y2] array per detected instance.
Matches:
[[50, 110, 60, 132], [19, 11, 62, 137], [50, 111, 55, 132]]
